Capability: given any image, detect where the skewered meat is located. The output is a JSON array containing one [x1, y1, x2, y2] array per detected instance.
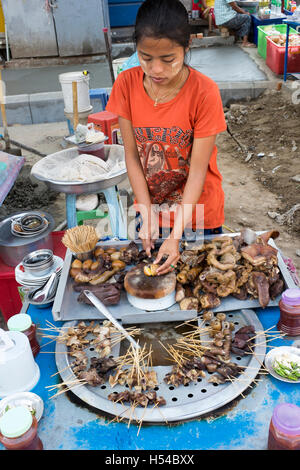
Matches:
[[109, 369, 158, 391], [108, 390, 166, 407], [164, 358, 206, 387], [78, 368, 105, 386], [90, 356, 117, 374]]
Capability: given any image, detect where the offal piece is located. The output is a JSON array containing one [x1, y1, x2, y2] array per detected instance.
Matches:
[[144, 263, 159, 277], [119, 241, 140, 264], [179, 297, 199, 310], [198, 293, 221, 311], [231, 325, 255, 356], [241, 244, 278, 268], [77, 284, 121, 306]]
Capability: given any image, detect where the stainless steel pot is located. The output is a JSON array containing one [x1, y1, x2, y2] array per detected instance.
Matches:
[[0, 211, 55, 267]]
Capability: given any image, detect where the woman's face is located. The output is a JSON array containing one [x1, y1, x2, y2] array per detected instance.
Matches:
[[137, 36, 187, 87]]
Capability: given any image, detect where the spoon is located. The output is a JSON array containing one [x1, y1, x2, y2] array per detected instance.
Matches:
[[83, 290, 140, 350], [31, 272, 58, 303]]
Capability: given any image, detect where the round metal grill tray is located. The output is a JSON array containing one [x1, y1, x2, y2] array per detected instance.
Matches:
[[55, 308, 266, 423]]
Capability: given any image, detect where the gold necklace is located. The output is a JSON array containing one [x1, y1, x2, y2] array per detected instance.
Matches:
[[149, 67, 185, 107]]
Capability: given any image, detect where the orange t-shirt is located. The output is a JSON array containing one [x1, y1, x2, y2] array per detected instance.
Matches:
[[106, 65, 227, 229]]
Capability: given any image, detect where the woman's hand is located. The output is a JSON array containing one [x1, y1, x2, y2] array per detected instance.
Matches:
[[154, 237, 180, 275], [138, 207, 160, 257]]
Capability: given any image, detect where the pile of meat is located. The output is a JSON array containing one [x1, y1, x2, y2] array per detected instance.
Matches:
[[61, 320, 118, 386], [175, 229, 285, 311], [70, 241, 148, 306], [164, 311, 247, 387]]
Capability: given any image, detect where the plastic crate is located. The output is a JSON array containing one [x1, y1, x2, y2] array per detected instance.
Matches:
[[266, 34, 300, 74], [0, 231, 66, 323], [87, 110, 120, 144], [257, 23, 298, 59], [251, 14, 285, 45]]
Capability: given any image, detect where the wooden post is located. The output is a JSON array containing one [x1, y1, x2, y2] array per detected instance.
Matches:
[[103, 27, 115, 85], [72, 81, 79, 131]]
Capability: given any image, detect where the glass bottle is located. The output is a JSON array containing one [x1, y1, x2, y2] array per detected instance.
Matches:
[[7, 313, 40, 356], [0, 406, 43, 450], [268, 403, 300, 450]]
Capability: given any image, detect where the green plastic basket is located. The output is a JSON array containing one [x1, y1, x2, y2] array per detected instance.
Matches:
[[257, 23, 298, 60]]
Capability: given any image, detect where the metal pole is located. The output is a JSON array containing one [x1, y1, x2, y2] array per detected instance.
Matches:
[[4, 23, 9, 62], [283, 23, 290, 82], [103, 27, 115, 85]]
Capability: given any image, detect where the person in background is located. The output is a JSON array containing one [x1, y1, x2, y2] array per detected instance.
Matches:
[[214, 0, 255, 47], [192, 0, 217, 36]]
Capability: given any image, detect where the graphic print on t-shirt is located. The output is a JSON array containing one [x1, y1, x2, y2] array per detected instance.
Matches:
[[134, 126, 193, 206]]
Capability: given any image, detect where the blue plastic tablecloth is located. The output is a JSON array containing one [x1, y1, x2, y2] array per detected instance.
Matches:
[[1, 303, 299, 450]]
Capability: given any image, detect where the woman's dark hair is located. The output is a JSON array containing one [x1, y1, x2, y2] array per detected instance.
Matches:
[[134, 0, 190, 49]]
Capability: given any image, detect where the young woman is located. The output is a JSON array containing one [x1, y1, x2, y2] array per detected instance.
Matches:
[[106, 0, 227, 275]]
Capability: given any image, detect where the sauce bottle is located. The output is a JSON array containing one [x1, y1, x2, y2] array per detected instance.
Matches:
[[268, 403, 300, 450], [7, 313, 40, 356], [0, 406, 43, 450], [277, 288, 300, 336]]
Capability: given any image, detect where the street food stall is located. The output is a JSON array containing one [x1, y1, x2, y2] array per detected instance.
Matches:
[[0, 220, 300, 450]]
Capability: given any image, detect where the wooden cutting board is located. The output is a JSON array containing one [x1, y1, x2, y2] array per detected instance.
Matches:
[[124, 265, 176, 300]]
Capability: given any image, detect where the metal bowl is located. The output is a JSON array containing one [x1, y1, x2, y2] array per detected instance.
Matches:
[[0, 211, 55, 267], [20, 214, 46, 233], [32, 171, 128, 195], [75, 250, 94, 261], [22, 249, 54, 276]]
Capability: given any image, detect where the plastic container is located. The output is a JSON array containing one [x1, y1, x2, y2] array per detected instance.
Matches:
[[257, 23, 298, 59], [0, 406, 43, 450], [0, 329, 40, 398], [59, 71, 92, 114], [87, 111, 119, 144], [252, 14, 286, 45], [7, 313, 40, 357], [266, 34, 300, 74], [277, 288, 300, 335], [268, 403, 300, 450], [0, 231, 66, 322]]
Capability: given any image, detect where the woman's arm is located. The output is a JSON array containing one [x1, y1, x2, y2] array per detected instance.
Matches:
[[118, 116, 158, 254], [155, 134, 217, 274]]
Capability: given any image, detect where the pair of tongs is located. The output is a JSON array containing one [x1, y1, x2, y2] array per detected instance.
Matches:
[[83, 290, 140, 350]]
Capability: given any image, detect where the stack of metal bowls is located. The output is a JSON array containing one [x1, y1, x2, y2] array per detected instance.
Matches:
[[0, 211, 55, 267], [22, 249, 54, 277]]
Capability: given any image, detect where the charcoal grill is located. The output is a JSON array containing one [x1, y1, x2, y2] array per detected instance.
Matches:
[[55, 308, 266, 423]]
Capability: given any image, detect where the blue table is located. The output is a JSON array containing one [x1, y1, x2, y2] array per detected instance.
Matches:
[[251, 13, 286, 45], [283, 18, 300, 81], [1, 303, 299, 450]]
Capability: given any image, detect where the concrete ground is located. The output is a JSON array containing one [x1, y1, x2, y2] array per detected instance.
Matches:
[[3, 44, 272, 96]]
